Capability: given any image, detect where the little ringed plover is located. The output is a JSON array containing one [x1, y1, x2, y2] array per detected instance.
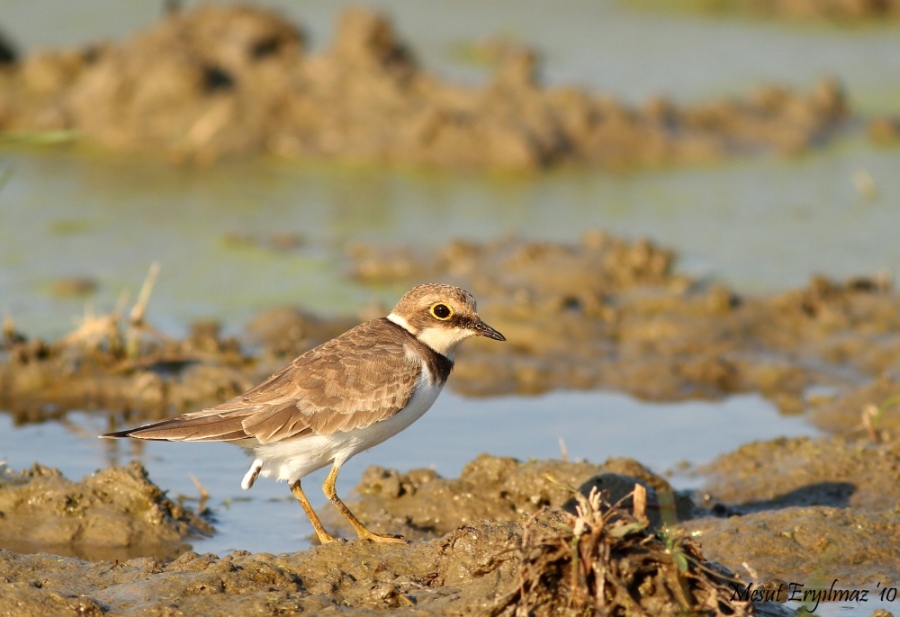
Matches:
[[102, 283, 505, 544]]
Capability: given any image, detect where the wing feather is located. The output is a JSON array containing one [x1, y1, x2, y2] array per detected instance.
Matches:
[[103, 319, 422, 444]]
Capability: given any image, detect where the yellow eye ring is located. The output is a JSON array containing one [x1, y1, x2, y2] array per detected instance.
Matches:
[[430, 303, 454, 320]]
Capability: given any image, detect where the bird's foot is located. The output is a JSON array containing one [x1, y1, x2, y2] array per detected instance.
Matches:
[[313, 530, 337, 545]]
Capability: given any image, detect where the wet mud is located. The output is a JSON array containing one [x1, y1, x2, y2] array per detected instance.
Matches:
[[2, 231, 899, 613], [332, 454, 697, 540], [0, 463, 792, 617], [2, 440, 889, 615], [684, 435, 900, 588], [0, 5, 849, 168], [868, 116, 900, 146], [331, 438, 900, 592], [348, 234, 900, 407], [0, 461, 212, 562]]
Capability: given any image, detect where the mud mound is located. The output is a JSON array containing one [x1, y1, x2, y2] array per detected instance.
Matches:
[[698, 436, 900, 513], [349, 230, 682, 293], [0, 304, 254, 423], [0, 461, 212, 561], [0, 434, 892, 612], [685, 506, 900, 588], [808, 373, 900, 438], [336, 454, 696, 540], [868, 115, 900, 146], [650, 0, 900, 21], [681, 435, 900, 587], [0, 285, 369, 426], [0, 5, 847, 168], [339, 437, 900, 592]]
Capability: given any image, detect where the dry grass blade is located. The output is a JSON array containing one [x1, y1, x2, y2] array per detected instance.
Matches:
[[862, 404, 880, 444], [126, 263, 170, 357], [130, 262, 160, 326], [189, 473, 210, 500], [2, 315, 26, 346], [861, 394, 900, 444], [189, 473, 210, 512]]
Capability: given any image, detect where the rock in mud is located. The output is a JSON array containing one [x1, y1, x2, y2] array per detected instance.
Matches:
[[0, 5, 848, 168], [0, 461, 212, 561]]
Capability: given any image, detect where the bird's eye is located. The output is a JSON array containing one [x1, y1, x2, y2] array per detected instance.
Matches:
[[430, 303, 453, 320]]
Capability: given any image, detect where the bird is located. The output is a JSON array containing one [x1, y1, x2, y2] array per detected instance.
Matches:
[[101, 283, 505, 544]]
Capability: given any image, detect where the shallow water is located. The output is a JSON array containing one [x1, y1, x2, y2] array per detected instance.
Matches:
[[0, 389, 818, 555], [2, 140, 900, 339], [2, 1, 900, 337]]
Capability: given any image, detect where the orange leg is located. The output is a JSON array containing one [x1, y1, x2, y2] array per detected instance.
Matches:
[[290, 480, 336, 545], [323, 465, 406, 543]]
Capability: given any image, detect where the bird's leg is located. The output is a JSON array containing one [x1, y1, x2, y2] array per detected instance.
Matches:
[[290, 480, 336, 545], [323, 465, 406, 543]]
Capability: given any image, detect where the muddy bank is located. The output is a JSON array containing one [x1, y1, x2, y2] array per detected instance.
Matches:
[[0, 461, 212, 562], [0, 5, 848, 168], [868, 115, 900, 147], [809, 373, 900, 438], [0, 299, 359, 425], [637, 0, 900, 21], [0, 460, 788, 617], [328, 438, 900, 590], [347, 234, 900, 406], [4, 232, 900, 427], [2, 435, 895, 614]]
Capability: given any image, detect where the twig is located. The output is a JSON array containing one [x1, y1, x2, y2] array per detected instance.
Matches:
[[862, 404, 880, 444], [633, 483, 648, 523], [190, 473, 210, 499], [131, 262, 160, 326]]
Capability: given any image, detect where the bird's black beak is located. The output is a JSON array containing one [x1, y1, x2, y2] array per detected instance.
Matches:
[[472, 318, 506, 341]]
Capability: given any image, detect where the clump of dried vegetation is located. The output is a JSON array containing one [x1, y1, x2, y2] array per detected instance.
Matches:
[[492, 486, 757, 616]]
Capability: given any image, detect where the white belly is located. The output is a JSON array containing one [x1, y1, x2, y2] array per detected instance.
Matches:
[[247, 373, 444, 486]]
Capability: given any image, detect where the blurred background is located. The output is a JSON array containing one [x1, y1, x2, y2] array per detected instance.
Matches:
[[1, 0, 899, 557]]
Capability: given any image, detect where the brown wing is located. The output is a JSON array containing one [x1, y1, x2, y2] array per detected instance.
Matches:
[[104, 319, 422, 444]]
